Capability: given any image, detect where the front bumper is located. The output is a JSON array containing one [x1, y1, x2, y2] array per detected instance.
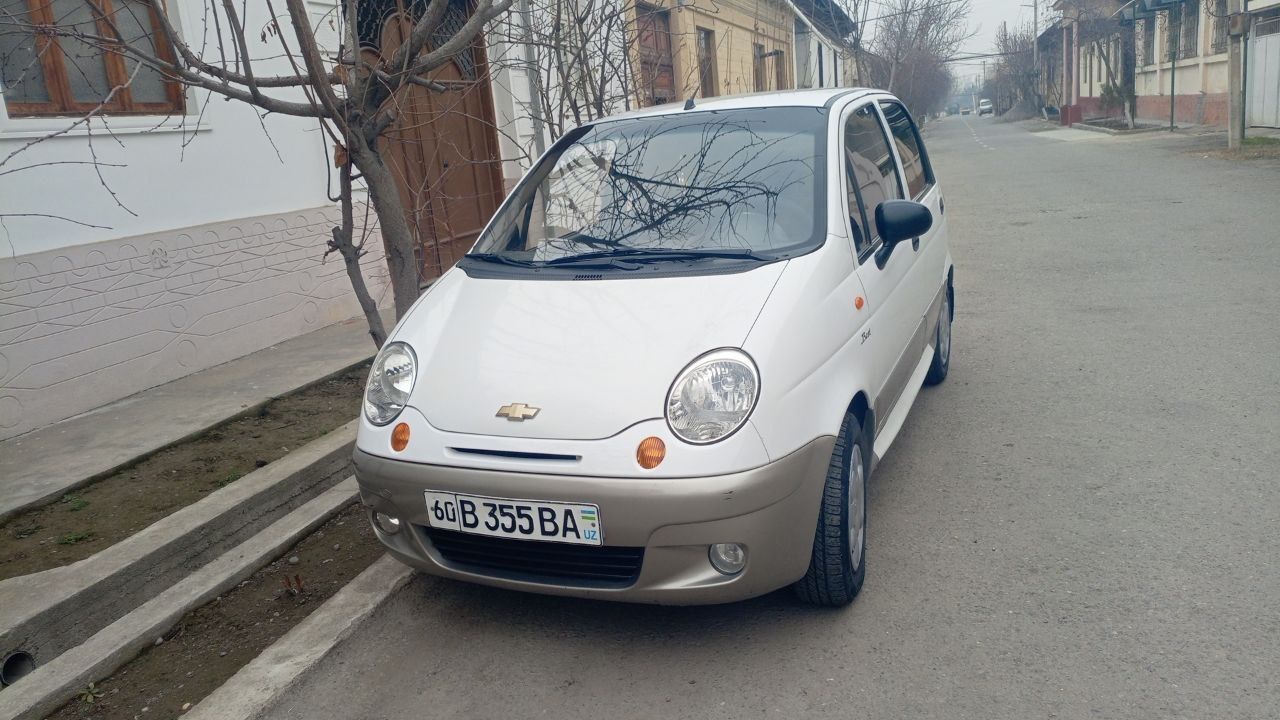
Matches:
[[354, 436, 835, 605]]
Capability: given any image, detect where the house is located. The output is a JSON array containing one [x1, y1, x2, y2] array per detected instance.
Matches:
[[1037, 24, 1066, 110], [0, 1, 390, 441], [790, 0, 860, 89], [1052, 0, 1133, 124], [1121, 0, 1277, 128], [1129, 0, 1232, 125]]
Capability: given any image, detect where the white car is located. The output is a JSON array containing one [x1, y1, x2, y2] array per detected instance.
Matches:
[[355, 88, 954, 606], [978, 99, 994, 116]]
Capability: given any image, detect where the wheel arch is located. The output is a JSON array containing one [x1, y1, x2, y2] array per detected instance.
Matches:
[[847, 391, 873, 444]]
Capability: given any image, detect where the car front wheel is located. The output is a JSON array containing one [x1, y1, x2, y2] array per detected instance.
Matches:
[[795, 410, 868, 606], [924, 282, 952, 385]]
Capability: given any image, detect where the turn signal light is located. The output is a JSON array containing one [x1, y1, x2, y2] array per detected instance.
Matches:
[[391, 422, 410, 452], [636, 436, 666, 469]]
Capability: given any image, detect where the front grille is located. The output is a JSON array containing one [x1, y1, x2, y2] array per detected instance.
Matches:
[[422, 527, 644, 587]]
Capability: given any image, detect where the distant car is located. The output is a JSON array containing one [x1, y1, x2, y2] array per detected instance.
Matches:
[[960, 106, 972, 115], [978, 99, 994, 116], [947, 104, 959, 115], [355, 88, 955, 607]]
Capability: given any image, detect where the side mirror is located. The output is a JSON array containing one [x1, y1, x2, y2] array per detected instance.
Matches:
[[874, 199, 933, 247], [873, 200, 933, 269]]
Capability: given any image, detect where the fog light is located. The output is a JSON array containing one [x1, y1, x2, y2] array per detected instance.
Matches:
[[709, 543, 746, 575], [373, 511, 401, 535]]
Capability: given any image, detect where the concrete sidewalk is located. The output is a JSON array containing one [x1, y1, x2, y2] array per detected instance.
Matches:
[[0, 312, 385, 522]]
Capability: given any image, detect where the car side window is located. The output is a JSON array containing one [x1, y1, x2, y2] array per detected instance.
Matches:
[[843, 104, 903, 256], [878, 101, 934, 200]]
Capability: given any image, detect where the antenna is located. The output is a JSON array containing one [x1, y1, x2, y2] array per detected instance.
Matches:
[[684, 97, 696, 110]]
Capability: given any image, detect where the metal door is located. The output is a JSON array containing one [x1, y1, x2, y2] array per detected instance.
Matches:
[[1249, 14, 1280, 128]]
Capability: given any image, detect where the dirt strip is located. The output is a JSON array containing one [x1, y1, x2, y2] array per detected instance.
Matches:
[[46, 503, 385, 720], [0, 364, 369, 582]]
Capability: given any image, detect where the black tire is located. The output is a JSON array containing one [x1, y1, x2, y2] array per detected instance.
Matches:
[[795, 410, 868, 607], [924, 281, 953, 386]]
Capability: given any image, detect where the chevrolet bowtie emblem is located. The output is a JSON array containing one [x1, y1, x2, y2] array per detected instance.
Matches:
[[496, 403, 540, 421]]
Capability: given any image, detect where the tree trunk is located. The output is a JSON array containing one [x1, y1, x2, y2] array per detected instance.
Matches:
[[350, 142, 422, 319], [1097, 41, 1135, 129], [330, 161, 387, 348]]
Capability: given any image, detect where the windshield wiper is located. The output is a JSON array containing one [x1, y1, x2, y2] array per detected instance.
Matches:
[[543, 247, 771, 266], [464, 253, 538, 267]]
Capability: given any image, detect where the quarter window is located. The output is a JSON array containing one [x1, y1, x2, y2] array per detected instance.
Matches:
[[878, 101, 934, 199], [843, 104, 902, 255]]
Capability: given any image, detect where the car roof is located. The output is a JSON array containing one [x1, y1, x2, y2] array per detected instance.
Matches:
[[597, 88, 881, 124]]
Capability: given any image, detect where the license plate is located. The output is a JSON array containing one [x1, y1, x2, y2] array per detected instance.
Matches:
[[423, 491, 603, 546]]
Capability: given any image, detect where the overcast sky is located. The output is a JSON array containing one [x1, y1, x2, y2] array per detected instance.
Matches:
[[959, 0, 1046, 84]]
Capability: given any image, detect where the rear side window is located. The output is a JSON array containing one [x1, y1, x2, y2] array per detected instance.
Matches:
[[843, 104, 902, 255], [879, 101, 934, 199]]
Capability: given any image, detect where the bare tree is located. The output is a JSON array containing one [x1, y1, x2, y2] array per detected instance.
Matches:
[[864, 0, 971, 116], [0, 0, 515, 346], [977, 21, 1035, 114], [487, 0, 636, 151]]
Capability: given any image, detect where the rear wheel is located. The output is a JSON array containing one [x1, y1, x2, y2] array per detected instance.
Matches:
[[924, 282, 952, 386], [795, 410, 868, 607]]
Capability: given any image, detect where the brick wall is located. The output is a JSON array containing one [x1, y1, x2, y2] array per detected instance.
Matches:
[[1136, 92, 1228, 126]]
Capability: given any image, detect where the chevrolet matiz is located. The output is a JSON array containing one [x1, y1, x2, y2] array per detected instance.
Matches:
[[355, 88, 955, 606]]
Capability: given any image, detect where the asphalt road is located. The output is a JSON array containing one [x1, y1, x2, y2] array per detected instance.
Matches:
[[271, 118, 1280, 719]]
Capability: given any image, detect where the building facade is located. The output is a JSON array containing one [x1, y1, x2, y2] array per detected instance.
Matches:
[[0, 0, 389, 441], [1132, 0, 1231, 125]]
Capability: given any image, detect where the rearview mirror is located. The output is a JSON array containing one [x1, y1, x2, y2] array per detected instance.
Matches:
[[875, 200, 933, 247]]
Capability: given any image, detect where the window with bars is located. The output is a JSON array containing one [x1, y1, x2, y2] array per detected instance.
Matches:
[[1211, 0, 1228, 53], [0, 0, 184, 117], [1142, 17, 1156, 65], [1165, 6, 1182, 61], [1181, 0, 1199, 57]]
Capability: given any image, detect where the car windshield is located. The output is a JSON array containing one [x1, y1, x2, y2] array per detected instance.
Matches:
[[468, 107, 828, 266]]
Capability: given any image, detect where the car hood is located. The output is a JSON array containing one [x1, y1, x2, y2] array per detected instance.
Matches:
[[397, 264, 786, 440]]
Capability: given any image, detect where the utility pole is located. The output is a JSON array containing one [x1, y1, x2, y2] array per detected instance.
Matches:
[[1032, 0, 1040, 72], [1227, 0, 1245, 148]]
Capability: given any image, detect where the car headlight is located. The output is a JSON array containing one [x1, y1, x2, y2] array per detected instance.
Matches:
[[665, 349, 759, 444], [364, 341, 417, 426]]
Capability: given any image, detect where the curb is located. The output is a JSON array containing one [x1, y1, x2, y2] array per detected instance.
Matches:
[[0, 356, 372, 525], [1070, 122, 1165, 136], [0, 480, 359, 720], [186, 555, 412, 720], [0, 421, 357, 668]]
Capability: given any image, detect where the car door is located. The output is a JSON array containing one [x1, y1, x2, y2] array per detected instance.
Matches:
[[841, 99, 919, 434], [877, 99, 947, 344]]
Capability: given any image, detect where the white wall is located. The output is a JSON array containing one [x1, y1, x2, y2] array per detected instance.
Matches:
[[0, 0, 344, 257], [792, 19, 844, 89]]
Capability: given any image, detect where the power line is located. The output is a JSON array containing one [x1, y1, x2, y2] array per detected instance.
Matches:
[[944, 49, 1031, 63], [856, 0, 971, 27]]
